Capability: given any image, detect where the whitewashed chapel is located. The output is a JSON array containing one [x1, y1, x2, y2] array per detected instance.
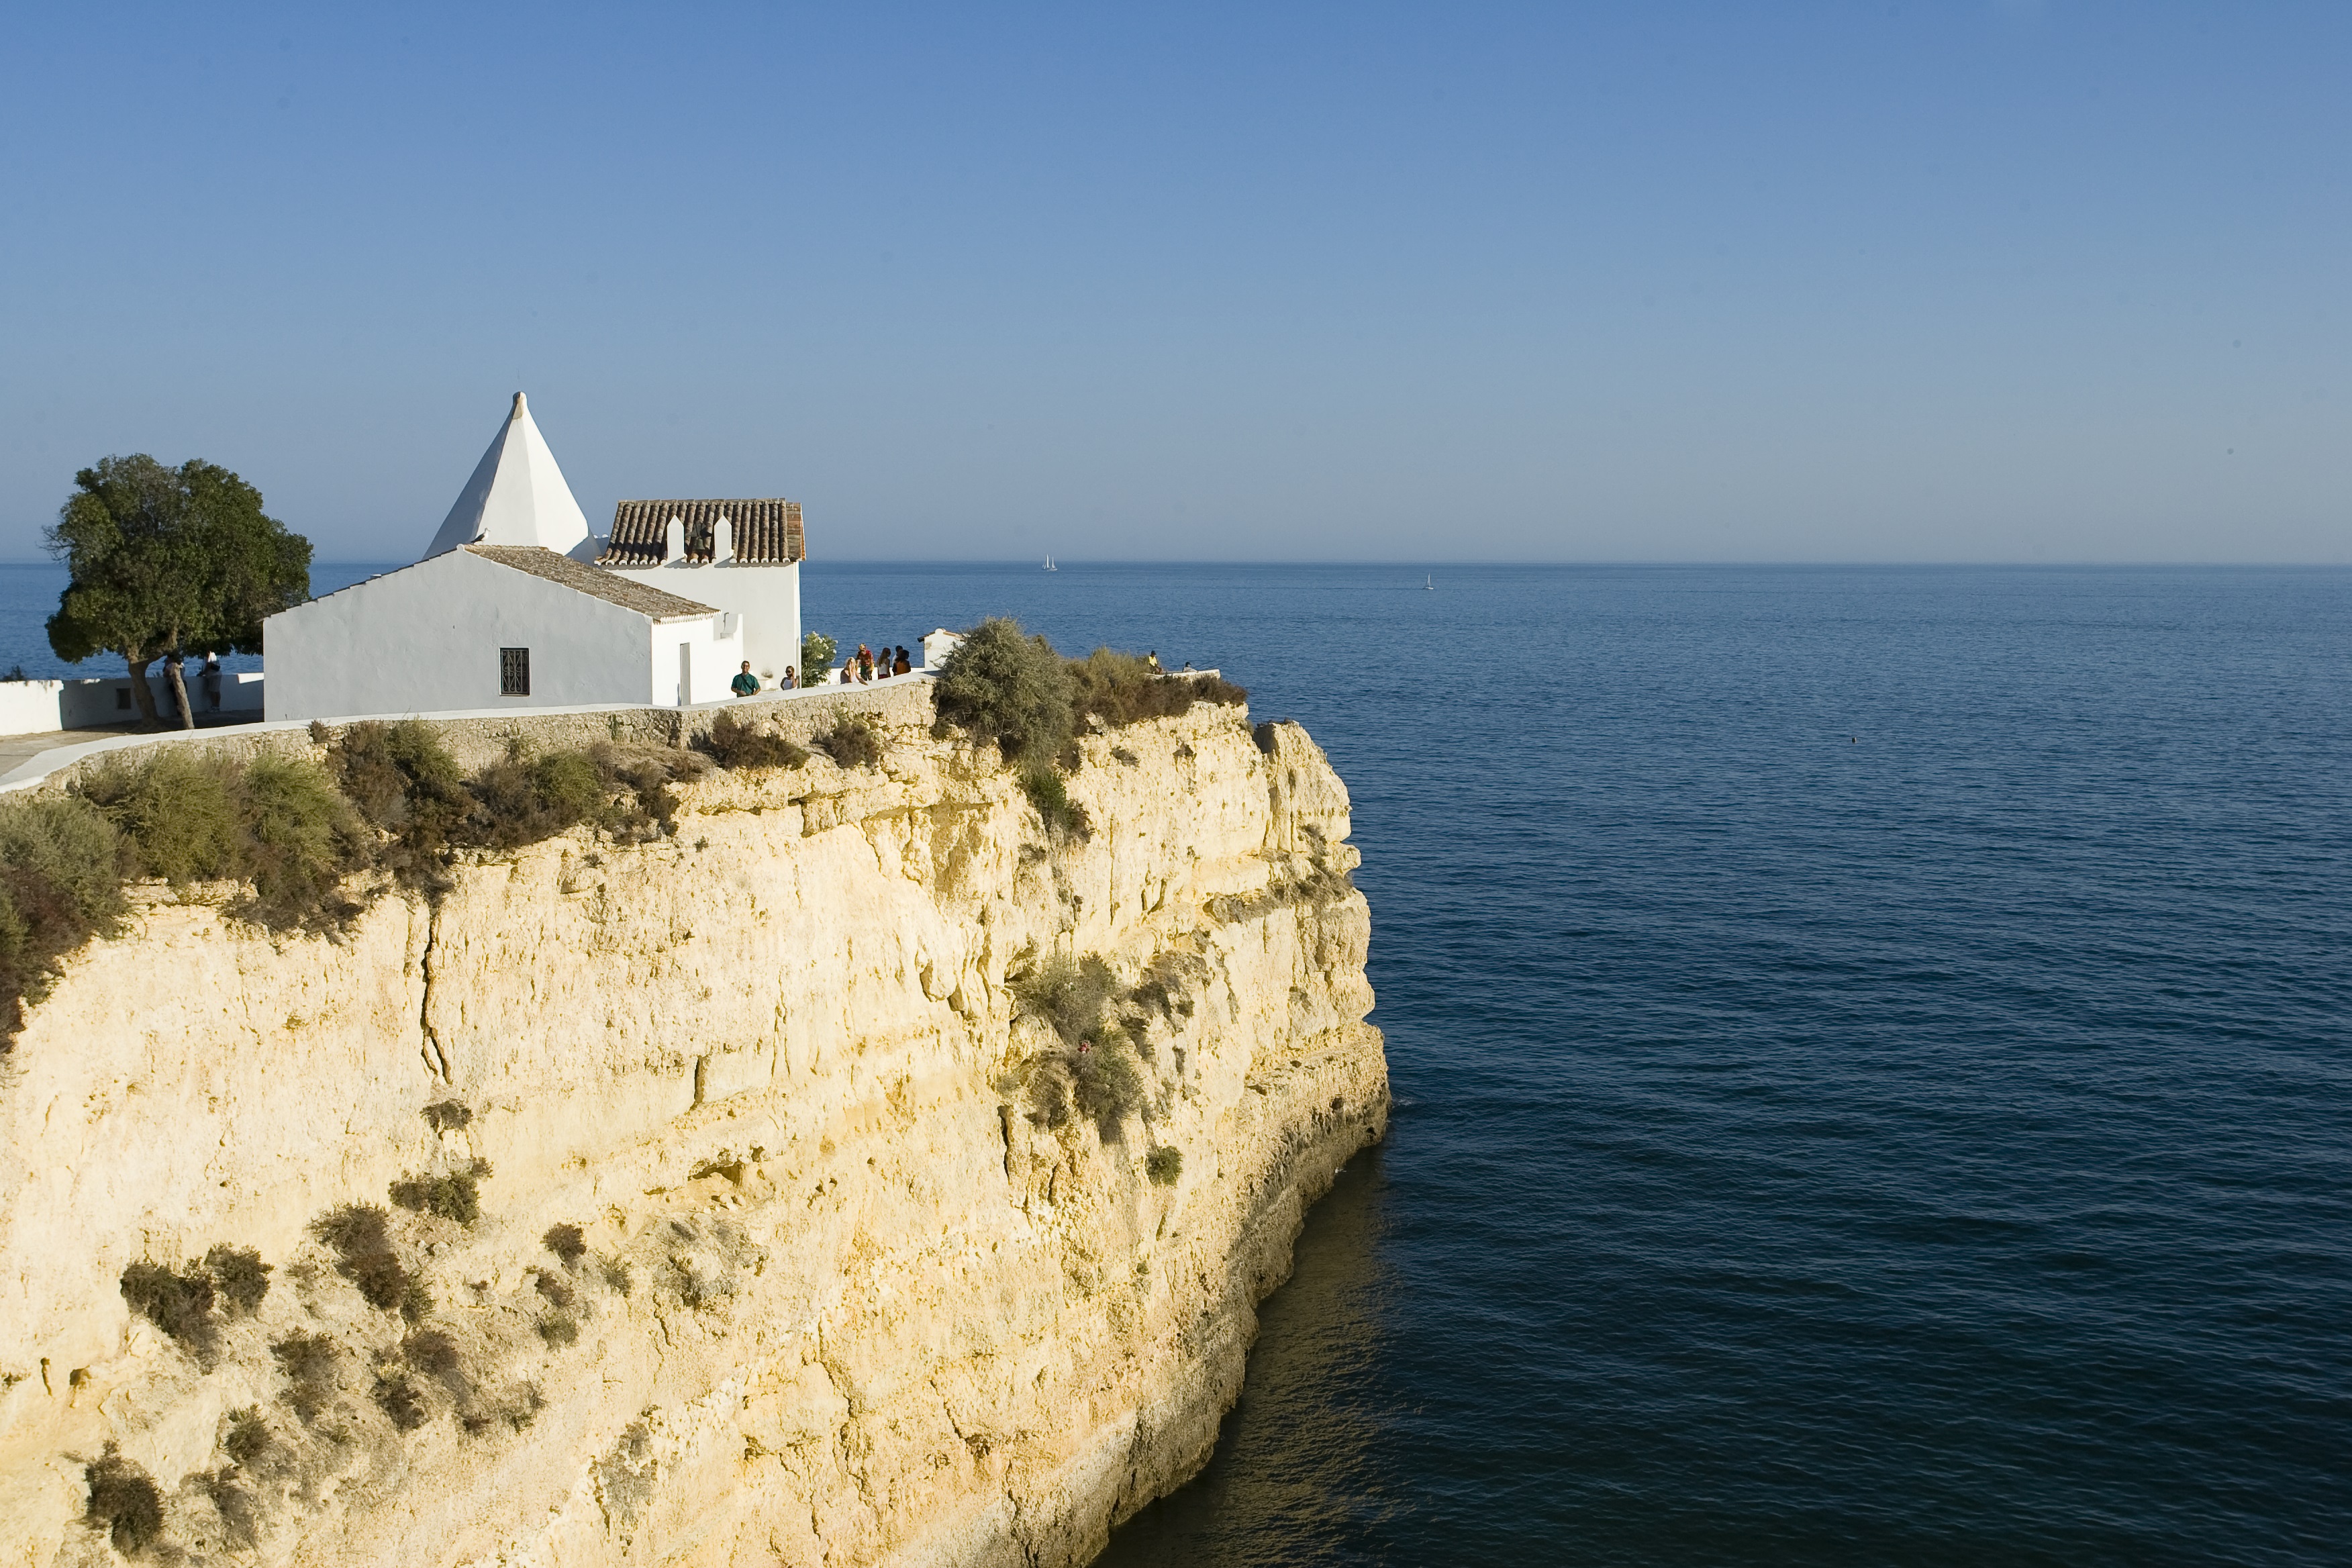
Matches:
[[264, 395, 805, 721]]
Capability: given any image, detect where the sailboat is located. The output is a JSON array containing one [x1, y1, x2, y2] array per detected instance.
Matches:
[[1044, 555, 1057, 572], [1425, 574, 1433, 590]]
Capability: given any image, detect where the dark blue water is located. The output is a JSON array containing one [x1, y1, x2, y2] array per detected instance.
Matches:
[[16, 559, 2343, 1559], [805, 562, 2352, 1567]]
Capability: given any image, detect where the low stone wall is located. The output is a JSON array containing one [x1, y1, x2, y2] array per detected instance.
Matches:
[[5, 679, 936, 796]]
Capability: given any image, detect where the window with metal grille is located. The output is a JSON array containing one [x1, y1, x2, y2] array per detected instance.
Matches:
[[499, 647, 530, 696]]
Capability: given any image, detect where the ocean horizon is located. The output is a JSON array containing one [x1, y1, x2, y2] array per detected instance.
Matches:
[[3, 561, 2345, 1563]]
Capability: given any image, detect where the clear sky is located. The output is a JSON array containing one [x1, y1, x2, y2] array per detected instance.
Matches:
[[2, 3, 2344, 563]]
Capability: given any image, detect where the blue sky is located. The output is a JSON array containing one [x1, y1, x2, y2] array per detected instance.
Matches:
[[1, 3, 2344, 562]]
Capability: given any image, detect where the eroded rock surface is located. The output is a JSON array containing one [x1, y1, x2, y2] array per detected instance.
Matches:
[[0, 694, 1385, 1567]]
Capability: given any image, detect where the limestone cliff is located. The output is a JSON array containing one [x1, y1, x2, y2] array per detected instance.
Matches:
[[0, 688, 1385, 1568]]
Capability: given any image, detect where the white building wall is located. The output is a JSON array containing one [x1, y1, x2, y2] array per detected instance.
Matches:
[[604, 562, 800, 686], [264, 552, 716, 721], [648, 612, 746, 707]]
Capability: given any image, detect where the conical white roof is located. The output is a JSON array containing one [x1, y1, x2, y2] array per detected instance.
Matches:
[[422, 392, 591, 560]]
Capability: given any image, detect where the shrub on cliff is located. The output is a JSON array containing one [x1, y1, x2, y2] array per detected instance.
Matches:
[[236, 754, 367, 929], [120, 1260, 219, 1361], [77, 750, 240, 883], [1146, 1145, 1183, 1186], [0, 793, 124, 1046], [73, 747, 367, 931], [1071, 1035, 1149, 1128], [1066, 648, 1244, 727], [814, 716, 883, 769], [83, 1442, 163, 1555], [327, 720, 471, 873], [1012, 954, 1119, 1045], [703, 711, 808, 771], [542, 1222, 587, 1266], [310, 1204, 414, 1314], [932, 618, 1073, 766], [1020, 764, 1091, 841], [271, 1331, 340, 1423], [389, 1159, 491, 1226]]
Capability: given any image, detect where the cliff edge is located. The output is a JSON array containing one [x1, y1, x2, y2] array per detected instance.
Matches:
[[0, 687, 1386, 1567]]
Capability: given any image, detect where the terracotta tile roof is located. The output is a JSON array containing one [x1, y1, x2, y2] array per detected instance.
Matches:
[[600, 499, 805, 566], [467, 546, 718, 620]]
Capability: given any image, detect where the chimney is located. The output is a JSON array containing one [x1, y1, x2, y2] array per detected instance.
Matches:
[[713, 516, 734, 563], [664, 515, 685, 565]]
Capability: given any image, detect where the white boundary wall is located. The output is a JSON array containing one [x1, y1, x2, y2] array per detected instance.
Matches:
[[0, 671, 264, 735]]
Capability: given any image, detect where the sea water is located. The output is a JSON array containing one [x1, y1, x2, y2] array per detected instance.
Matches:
[[9, 560, 2346, 1562], [809, 564, 2350, 1567]]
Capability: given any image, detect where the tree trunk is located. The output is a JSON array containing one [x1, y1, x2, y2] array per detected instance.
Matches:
[[164, 659, 195, 730], [124, 656, 160, 726]]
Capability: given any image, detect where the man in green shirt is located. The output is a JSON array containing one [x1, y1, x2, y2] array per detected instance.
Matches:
[[731, 661, 760, 697]]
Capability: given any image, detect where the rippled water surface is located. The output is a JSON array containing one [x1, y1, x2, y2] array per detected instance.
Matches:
[[19, 558, 2347, 1562], [807, 563, 2351, 1568]]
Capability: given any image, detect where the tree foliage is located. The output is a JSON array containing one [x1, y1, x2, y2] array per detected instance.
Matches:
[[46, 454, 311, 725], [930, 618, 1074, 766]]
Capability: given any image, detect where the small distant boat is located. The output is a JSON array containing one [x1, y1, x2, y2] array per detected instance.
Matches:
[[1425, 574, 1433, 590], [1044, 556, 1057, 572]]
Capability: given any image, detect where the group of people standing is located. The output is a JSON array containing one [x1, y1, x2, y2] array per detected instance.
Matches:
[[728, 640, 916, 699], [842, 644, 912, 684]]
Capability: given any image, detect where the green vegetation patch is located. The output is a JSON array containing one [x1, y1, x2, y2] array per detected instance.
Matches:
[[1146, 1145, 1184, 1186], [932, 618, 1075, 767], [0, 794, 126, 1047], [1068, 648, 1244, 726]]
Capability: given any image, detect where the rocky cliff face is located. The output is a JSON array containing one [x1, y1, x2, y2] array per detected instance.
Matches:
[[0, 690, 1385, 1568]]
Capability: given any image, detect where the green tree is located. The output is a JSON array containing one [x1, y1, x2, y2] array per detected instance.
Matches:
[[46, 455, 311, 728], [931, 618, 1073, 765]]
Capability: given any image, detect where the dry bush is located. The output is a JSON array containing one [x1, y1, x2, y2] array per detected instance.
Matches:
[[117, 1244, 271, 1365], [309, 1204, 411, 1313], [373, 1371, 427, 1431], [542, 1222, 587, 1266], [203, 1244, 272, 1316], [1020, 764, 1089, 841], [222, 1406, 272, 1466], [389, 1158, 491, 1226], [1071, 1036, 1149, 1127], [1012, 954, 1119, 1045], [120, 1260, 218, 1362], [234, 754, 366, 928], [814, 716, 883, 769], [83, 1442, 162, 1555], [326, 720, 470, 877], [1146, 1145, 1184, 1185], [0, 793, 124, 1047], [271, 1332, 339, 1423], [1067, 648, 1247, 728], [703, 711, 808, 771], [77, 750, 240, 882]]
